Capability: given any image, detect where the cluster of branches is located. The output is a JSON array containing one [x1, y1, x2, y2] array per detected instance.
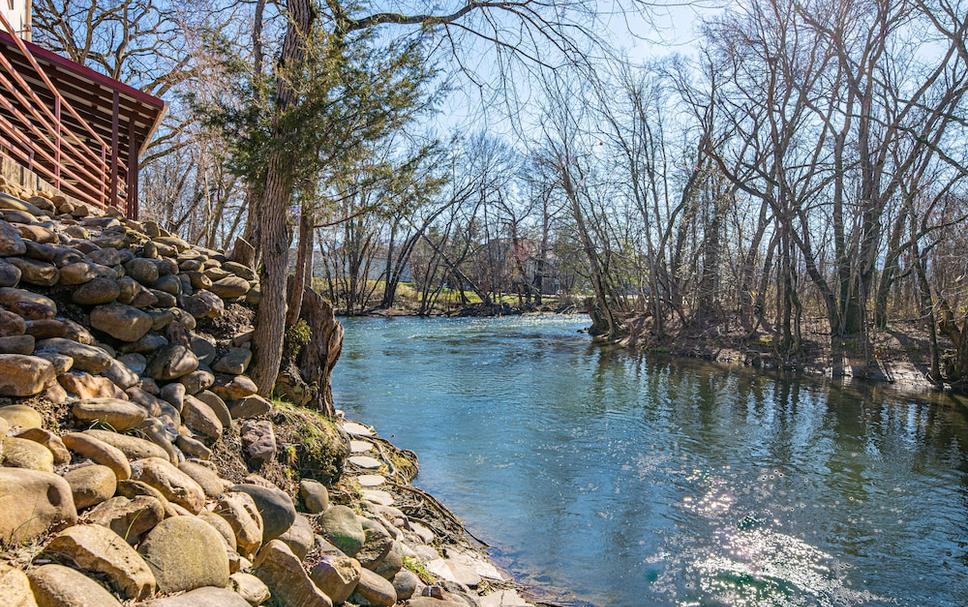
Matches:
[[533, 0, 968, 385], [314, 133, 583, 316]]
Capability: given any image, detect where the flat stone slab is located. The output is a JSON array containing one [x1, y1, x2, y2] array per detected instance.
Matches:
[[348, 455, 382, 470], [340, 422, 373, 437], [361, 489, 394, 506], [480, 590, 531, 607], [349, 440, 373, 453], [451, 550, 505, 581], [426, 558, 481, 588], [355, 474, 385, 487]]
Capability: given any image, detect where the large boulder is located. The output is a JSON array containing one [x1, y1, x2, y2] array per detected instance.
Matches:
[[0, 354, 55, 396], [58, 261, 97, 285], [7, 257, 57, 286], [350, 568, 397, 607], [0, 260, 20, 287], [59, 371, 126, 399], [146, 344, 199, 380], [90, 303, 153, 342], [1, 436, 54, 471], [213, 347, 252, 375], [140, 586, 251, 607], [183, 290, 224, 319], [178, 369, 215, 394], [198, 511, 237, 551], [36, 338, 112, 372], [72, 398, 147, 432], [124, 257, 159, 284], [0, 468, 76, 545], [43, 524, 156, 600], [0, 220, 26, 256], [178, 461, 228, 498], [318, 505, 366, 557], [130, 457, 206, 513], [277, 513, 315, 561], [209, 276, 250, 299], [229, 394, 272, 419], [299, 479, 329, 514], [215, 491, 264, 558], [62, 464, 117, 509], [14, 428, 70, 464], [0, 309, 25, 336], [62, 432, 132, 480], [0, 404, 43, 431], [211, 374, 258, 400], [309, 555, 363, 604], [0, 565, 38, 607], [27, 564, 122, 607], [182, 395, 223, 440], [72, 277, 121, 305], [86, 495, 166, 544], [253, 540, 333, 607], [230, 572, 271, 606], [241, 420, 275, 468], [229, 484, 296, 544], [0, 287, 56, 319], [195, 390, 232, 428], [83, 429, 169, 461], [137, 515, 231, 594], [391, 568, 421, 601]]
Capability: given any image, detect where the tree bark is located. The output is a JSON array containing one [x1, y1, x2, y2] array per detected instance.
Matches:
[[250, 0, 313, 396], [298, 286, 343, 416], [286, 206, 314, 328]]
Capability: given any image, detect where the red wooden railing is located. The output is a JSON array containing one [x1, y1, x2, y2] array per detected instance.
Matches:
[[0, 11, 125, 212]]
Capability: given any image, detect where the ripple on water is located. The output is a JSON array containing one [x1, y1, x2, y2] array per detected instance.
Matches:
[[335, 316, 968, 607], [672, 527, 890, 607]]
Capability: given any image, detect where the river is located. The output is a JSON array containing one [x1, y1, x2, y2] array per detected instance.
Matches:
[[332, 315, 968, 607]]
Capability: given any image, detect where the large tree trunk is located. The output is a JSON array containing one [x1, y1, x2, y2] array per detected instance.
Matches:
[[298, 286, 344, 416], [249, 0, 313, 396]]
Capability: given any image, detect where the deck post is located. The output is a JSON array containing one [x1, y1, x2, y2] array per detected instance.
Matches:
[[126, 119, 138, 219], [110, 89, 119, 211]]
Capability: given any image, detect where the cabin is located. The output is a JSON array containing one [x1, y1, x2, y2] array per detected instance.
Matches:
[[0, 2, 165, 218]]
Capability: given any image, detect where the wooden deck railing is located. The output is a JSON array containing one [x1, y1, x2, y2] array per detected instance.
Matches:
[[0, 11, 125, 212]]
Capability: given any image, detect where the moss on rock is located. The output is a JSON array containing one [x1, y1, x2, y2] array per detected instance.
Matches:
[[271, 400, 348, 484]]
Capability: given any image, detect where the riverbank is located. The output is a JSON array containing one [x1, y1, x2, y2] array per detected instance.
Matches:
[[611, 317, 958, 394], [342, 303, 582, 319], [332, 415, 559, 607], [0, 182, 553, 606]]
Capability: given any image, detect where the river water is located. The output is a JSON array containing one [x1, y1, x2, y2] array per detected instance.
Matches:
[[332, 315, 968, 607]]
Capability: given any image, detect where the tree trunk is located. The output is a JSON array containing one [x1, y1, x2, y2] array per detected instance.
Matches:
[[286, 207, 314, 328], [298, 286, 343, 416], [249, 0, 313, 396]]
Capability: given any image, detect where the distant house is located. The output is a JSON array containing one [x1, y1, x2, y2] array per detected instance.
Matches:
[[0, 4, 165, 217], [1, 0, 30, 41]]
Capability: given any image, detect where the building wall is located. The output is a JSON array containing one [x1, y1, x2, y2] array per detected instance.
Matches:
[[0, 0, 31, 41], [0, 149, 80, 205]]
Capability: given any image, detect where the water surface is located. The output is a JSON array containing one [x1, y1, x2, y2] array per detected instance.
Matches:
[[333, 316, 968, 607]]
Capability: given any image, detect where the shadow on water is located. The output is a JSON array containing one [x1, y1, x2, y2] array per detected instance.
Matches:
[[334, 316, 968, 607]]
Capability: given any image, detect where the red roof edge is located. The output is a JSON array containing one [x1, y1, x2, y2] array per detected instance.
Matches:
[[0, 30, 166, 110]]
